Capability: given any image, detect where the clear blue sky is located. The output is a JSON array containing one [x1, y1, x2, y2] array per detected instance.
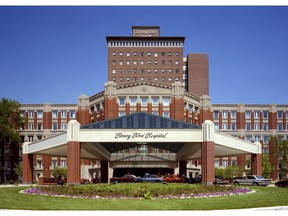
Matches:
[[0, 6, 288, 105]]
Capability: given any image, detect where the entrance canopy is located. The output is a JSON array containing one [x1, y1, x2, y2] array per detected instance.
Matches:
[[23, 113, 262, 162]]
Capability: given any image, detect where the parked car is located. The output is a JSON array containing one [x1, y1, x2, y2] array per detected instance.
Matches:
[[163, 174, 185, 183], [135, 173, 163, 183], [213, 176, 229, 185], [275, 179, 288, 188], [233, 175, 271, 186], [110, 174, 139, 183]]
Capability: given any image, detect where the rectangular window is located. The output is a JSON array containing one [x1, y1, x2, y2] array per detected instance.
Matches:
[[152, 97, 159, 106], [162, 97, 170, 106], [61, 111, 67, 118], [61, 123, 66, 130], [37, 123, 42, 130], [246, 123, 251, 130], [213, 111, 219, 118], [52, 111, 58, 118], [130, 97, 137, 106], [70, 110, 76, 118], [118, 97, 125, 106], [263, 111, 269, 119], [163, 111, 169, 118], [254, 123, 260, 130], [214, 123, 219, 130], [126, 52, 130, 56], [28, 110, 34, 118], [263, 123, 269, 130], [28, 124, 33, 130], [231, 122, 237, 130], [231, 111, 237, 119], [222, 123, 228, 130], [277, 111, 283, 119], [51, 160, 57, 169], [278, 123, 283, 131], [37, 160, 42, 169], [255, 136, 261, 142], [154, 52, 158, 57], [245, 111, 251, 119], [246, 136, 252, 142], [254, 111, 260, 118], [152, 111, 159, 116], [119, 111, 125, 117], [37, 111, 43, 118], [141, 97, 148, 106], [52, 123, 58, 131], [222, 111, 228, 118], [133, 52, 137, 56]]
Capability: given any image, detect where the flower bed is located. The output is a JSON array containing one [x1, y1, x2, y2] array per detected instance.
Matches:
[[20, 183, 255, 200]]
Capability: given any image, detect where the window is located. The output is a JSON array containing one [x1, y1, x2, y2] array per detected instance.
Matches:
[[246, 136, 252, 142], [254, 123, 260, 130], [61, 111, 66, 118], [263, 111, 269, 119], [141, 97, 148, 106], [119, 60, 123, 65], [263, 123, 269, 130], [152, 97, 159, 106], [118, 97, 125, 106], [231, 123, 237, 130], [112, 69, 116, 74], [28, 110, 34, 118], [133, 60, 137, 65], [130, 97, 137, 106], [175, 52, 179, 57], [147, 52, 151, 56], [231, 111, 237, 119], [126, 60, 130, 65], [60, 160, 66, 168], [163, 111, 169, 118], [52, 111, 58, 118], [161, 69, 165, 73], [214, 123, 219, 130], [154, 60, 158, 65], [278, 123, 283, 131], [140, 60, 144, 65], [254, 111, 260, 118], [119, 52, 123, 56], [213, 111, 219, 118], [37, 160, 42, 169], [152, 111, 159, 116], [126, 52, 130, 56], [255, 136, 261, 142], [154, 52, 158, 57], [245, 111, 251, 119], [162, 97, 170, 106], [112, 60, 116, 65], [175, 60, 179, 65], [246, 123, 251, 130], [222, 123, 228, 130], [28, 124, 33, 130], [70, 110, 76, 118], [37, 111, 43, 118], [112, 52, 116, 56], [37, 123, 42, 130], [51, 160, 57, 169], [278, 111, 283, 119], [119, 111, 125, 116], [133, 52, 137, 56], [161, 60, 165, 65], [161, 52, 165, 57], [52, 123, 58, 131], [140, 52, 144, 57], [222, 111, 228, 118], [61, 123, 67, 130], [168, 52, 172, 56]]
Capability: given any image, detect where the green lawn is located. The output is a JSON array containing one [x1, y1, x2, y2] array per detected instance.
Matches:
[[0, 185, 287, 210]]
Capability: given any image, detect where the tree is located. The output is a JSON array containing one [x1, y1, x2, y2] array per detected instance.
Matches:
[[278, 140, 288, 180], [262, 153, 272, 178], [52, 167, 67, 179], [0, 98, 24, 182]]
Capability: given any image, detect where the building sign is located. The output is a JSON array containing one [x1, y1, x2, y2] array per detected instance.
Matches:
[[132, 26, 160, 37], [114, 132, 168, 140]]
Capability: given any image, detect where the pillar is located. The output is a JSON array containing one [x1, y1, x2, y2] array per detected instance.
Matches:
[[101, 160, 109, 183], [201, 120, 215, 185], [42, 155, 51, 178], [22, 153, 33, 185], [66, 120, 81, 185], [179, 160, 187, 177], [251, 154, 262, 176]]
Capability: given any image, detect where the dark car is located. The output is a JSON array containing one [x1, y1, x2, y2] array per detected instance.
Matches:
[[110, 174, 138, 183], [275, 179, 288, 188]]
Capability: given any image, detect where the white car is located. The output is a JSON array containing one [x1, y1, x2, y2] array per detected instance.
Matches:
[[233, 175, 271, 186]]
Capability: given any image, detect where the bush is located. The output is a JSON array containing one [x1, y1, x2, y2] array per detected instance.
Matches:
[[51, 167, 67, 179]]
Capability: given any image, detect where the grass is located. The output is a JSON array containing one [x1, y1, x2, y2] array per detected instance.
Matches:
[[0, 184, 287, 210]]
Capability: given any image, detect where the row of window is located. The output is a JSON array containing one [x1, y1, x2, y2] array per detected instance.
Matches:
[[214, 110, 288, 119], [27, 123, 67, 131], [112, 76, 181, 83], [118, 96, 170, 106], [112, 60, 180, 66], [112, 68, 181, 74], [109, 41, 182, 48], [215, 122, 288, 131], [25, 110, 76, 119], [118, 111, 170, 118]]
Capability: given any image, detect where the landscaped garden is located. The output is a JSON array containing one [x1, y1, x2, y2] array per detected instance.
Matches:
[[0, 183, 287, 210]]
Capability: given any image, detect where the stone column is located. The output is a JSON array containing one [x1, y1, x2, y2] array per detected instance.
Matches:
[[101, 160, 109, 183], [179, 160, 187, 177], [22, 150, 34, 185], [201, 120, 215, 185], [67, 120, 81, 185], [251, 153, 262, 176]]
